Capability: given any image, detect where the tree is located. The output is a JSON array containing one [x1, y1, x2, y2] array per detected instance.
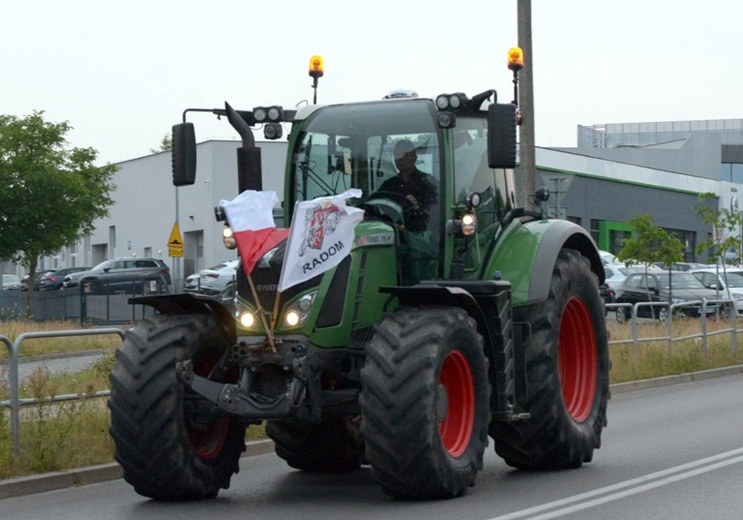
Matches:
[[618, 214, 685, 318], [694, 192, 743, 265], [0, 111, 117, 316], [150, 133, 172, 154]]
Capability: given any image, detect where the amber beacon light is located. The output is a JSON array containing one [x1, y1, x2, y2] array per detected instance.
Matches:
[[309, 55, 324, 104], [507, 47, 524, 71], [309, 55, 324, 78]]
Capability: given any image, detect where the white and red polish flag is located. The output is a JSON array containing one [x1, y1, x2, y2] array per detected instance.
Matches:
[[219, 190, 290, 275], [278, 189, 364, 293]]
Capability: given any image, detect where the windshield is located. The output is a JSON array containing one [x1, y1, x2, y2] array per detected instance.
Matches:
[[289, 99, 441, 209], [289, 99, 443, 283], [658, 273, 706, 290], [724, 272, 743, 288]]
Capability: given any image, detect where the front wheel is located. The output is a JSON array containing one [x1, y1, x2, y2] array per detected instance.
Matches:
[[360, 306, 490, 499], [108, 314, 246, 500], [490, 248, 610, 469]]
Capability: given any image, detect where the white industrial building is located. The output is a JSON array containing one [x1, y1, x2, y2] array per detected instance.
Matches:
[[8, 117, 743, 288]]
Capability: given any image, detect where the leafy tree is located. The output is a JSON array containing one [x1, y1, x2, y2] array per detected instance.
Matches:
[[694, 192, 743, 265], [150, 133, 172, 154], [0, 111, 117, 316], [618, 214, 685, 270], [618, 214, 685, 317]]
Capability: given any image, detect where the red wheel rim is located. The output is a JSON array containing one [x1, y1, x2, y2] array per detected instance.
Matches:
[[187, 358, 229, 459], [439, 350, 475, 457], [558, 296, 598, 422]]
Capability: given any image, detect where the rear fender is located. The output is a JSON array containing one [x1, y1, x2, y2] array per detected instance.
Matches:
[[130, 293, 236, 338], [488, 219, 603, 307]]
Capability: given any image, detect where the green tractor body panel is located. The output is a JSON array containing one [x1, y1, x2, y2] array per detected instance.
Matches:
[[486, 218, 604, 307], [238, 219, 400, 349]]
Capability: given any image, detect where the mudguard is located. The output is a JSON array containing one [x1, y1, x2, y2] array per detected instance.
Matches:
[[130, 293, 237, 337], [486, 218, 604, 307]]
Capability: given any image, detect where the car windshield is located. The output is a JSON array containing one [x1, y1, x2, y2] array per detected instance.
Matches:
[[91, 260, 112, 271], [657, 273, 705, 290], [723, 272, 743, 288]]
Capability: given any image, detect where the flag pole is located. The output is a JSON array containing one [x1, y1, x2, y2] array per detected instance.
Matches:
[[247, 273, 276, 351], [271, 291, 282, 330]]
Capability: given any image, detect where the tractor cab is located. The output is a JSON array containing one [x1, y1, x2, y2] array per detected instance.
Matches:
[[286, 92, 517, 285]]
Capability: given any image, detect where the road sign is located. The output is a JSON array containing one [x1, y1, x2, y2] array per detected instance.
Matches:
[[168, 222, 184, 258]]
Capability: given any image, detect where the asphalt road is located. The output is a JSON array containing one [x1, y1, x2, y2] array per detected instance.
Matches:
[[2, 372, 743, 519]]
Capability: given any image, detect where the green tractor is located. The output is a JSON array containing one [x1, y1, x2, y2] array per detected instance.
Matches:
[[108, 86, 609, 501]]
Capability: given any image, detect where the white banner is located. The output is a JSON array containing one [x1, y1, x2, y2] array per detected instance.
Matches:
[[278, 189, 364, 293]]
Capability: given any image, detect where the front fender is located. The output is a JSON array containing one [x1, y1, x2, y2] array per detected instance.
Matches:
[[487, 219, 603, 307], [130, 293, 236, 338]]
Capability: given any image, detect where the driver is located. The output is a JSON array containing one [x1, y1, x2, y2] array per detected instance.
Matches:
[[378, 139, 438, 232]]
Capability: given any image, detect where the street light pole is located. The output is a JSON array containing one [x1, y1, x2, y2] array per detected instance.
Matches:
[[517, 0, 536, 208]]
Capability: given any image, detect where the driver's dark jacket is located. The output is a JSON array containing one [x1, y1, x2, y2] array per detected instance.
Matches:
[[378, 170, 438, 232]]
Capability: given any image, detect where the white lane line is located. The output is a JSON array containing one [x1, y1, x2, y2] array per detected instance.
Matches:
[[490, 447, 743, 520]]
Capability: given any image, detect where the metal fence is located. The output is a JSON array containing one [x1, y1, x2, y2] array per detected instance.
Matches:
[[1, 328, 126, 454], [0, 279, 164, 325], [606, 298, 738, 357]]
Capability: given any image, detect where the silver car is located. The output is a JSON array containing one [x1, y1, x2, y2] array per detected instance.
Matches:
[[186, 259, 239, 295]]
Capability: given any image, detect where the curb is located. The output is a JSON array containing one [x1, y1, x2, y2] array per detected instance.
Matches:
[[3, 365, 743, 500], [0, 439, 275, 500], [609, 364, 743, 394]]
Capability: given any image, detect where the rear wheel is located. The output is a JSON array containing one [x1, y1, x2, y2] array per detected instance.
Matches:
[[490, 248, 609, 469], [360, 306, 490, 499], [266, 418, 364, 472], [108, 314, 246, 500]]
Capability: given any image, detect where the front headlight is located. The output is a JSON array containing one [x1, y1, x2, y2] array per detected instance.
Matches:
[[283, 291, 317, 329], [235, 298, 260, 330]]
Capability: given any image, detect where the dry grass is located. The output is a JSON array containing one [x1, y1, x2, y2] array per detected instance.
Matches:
[[607, 316, 742, 383], [0, 320, 124, 360]]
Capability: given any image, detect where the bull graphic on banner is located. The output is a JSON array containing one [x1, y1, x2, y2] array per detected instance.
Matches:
[[299, 202, 345, 256]]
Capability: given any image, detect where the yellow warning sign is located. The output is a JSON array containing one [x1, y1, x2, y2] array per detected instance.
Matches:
[[168, 222, 184, 258]]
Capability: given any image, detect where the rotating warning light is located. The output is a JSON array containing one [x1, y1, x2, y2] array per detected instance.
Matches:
[[508, 47, 524, 71], [309, 55, 324, 78]]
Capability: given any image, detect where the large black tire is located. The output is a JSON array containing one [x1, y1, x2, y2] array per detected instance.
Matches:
[[360, 306, 490, 499], [490, 248, 610, 469], [108, 314, 246, 500], [265, 417, 364, 472]]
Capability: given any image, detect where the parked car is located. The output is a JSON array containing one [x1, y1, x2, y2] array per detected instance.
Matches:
[[63, 257, 171, 294], [614, 271, 722, 323], [599, 250, 618, 265], [183, 273, 200, 292], [599, 283, 616, 314], [38, 267, 92, 291], [2, 274, 22, 290], [186, 259, 239, 295], [654, 262, 706, 272], [690, 267, 743, 315], [604, 264, 628, 286], [20, 270, 56, 291]]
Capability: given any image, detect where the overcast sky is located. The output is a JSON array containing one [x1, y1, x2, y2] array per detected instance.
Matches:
[[3, 1, 742, 165]]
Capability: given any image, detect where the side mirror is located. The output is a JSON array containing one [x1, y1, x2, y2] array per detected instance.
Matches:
[[487, 103, 517, 169], [172, 123, 197, 186]]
